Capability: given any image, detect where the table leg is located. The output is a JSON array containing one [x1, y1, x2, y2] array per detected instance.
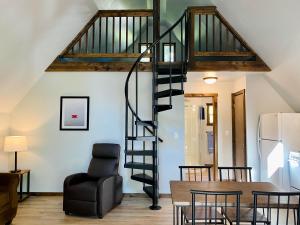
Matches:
[[181, 207, 184, 225], [27, 171, 30, 195], [20, 174, 23, 202], [176, 206, 179, 225], [173, 206, 184, 225], [173, 205, 175, 225]]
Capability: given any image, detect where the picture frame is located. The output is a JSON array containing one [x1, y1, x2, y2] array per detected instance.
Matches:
[[60, 96, 90, 131]]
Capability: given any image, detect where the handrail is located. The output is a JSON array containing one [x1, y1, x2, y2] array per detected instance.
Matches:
[[124, 10, 188, 123]]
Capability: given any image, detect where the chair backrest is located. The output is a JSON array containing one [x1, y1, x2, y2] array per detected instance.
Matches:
[[179, 165, 212, 182], [87, 143, 120, 178], [218, 166, 252, 182], [253, 191, 300, 225], [190, 189, 242, 225]]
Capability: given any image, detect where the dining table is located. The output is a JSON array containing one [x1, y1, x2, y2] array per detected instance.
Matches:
[[170, 180, 298, 225]]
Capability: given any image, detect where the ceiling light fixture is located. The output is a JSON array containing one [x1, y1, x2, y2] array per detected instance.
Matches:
[[203, 76, 218, 84]]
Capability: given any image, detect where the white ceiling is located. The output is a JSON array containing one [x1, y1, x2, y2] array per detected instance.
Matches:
[[0, 0, 300, 112]]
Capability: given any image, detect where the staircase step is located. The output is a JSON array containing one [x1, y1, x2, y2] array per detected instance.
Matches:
[[127, 136, 156, 142], [126, 150, 153, 156], [157, 65, 184, 75], [131, 174, 154, 185], [155, 89, 184, 99], [135, 120, 157, 128], [124, 162, 154, 170], [143, 186, 154, 198], [157, 75, 187, 85], [154, 104, 172, 113]]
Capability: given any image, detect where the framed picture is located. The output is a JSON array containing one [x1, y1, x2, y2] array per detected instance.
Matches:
[[60, 96, 90, 131]]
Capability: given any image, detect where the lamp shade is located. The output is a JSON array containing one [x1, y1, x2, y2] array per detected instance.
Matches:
[[4, 136, 28, 152]]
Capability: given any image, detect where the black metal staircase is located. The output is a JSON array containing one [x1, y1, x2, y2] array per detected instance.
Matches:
[[124, 10, 189, 209]]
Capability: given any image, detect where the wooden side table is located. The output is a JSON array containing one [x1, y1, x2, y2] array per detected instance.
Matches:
[[10, 169, 31, 202]]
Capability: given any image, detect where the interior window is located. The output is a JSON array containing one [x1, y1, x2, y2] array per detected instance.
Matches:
[[163, 43, 176, 62], [139, 43, 152, 62], [207, 103, 214, 126]]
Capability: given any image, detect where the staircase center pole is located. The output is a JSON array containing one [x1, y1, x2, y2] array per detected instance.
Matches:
[[150, 0, 161, 210]]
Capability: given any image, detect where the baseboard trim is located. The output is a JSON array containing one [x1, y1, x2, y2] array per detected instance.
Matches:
[[30, 192, 171, 198], [31, 192, 63, 196]]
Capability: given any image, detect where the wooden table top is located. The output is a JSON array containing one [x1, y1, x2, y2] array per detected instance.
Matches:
[[170, 181, 298, 208]]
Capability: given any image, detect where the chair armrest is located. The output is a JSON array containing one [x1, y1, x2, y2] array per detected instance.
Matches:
[[0, 173, 19, 208], [64, 173, 88, 187], [97, 175, 123, 218]]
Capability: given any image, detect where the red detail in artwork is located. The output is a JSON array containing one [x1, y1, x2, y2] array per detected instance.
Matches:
[[72, 114, 78, 119]]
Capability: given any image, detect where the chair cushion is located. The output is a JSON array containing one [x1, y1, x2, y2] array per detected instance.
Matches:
[[0, 191, 9, 209], [88, 158, 119, 178], [66, 181, 98, 202], [184, 206, 224, 221], [223, 207, 267, 222]]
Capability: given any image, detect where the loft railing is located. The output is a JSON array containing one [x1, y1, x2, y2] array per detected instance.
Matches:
[[48, 6, 270, 72], [60, 10, 154, 61], [188, 6, 256, 61]]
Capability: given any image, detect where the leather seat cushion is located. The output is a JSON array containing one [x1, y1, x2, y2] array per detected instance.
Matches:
[[0, 192, 9, 210], [66, 181, 98, 202]]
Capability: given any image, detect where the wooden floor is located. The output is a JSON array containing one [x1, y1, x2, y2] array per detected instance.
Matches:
[[13, 196, 173, 225]]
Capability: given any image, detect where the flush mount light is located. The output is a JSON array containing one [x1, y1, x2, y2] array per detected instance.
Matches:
[[203, 76, 218, 84]]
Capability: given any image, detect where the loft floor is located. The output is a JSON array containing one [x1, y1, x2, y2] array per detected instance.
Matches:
[[14, 196, 172, 225]]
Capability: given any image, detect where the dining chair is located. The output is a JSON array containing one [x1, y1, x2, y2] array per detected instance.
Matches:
[[190, 190, 242, 225], [219, 166, 265, 225], [253, 191, 300, 225], [218, 166, 252, 182], [179, 165, 224, 224], [179, 165, 213, 182]]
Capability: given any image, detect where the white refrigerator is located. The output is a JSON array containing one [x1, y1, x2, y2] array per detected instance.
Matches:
[[258, 113, 300, 190]]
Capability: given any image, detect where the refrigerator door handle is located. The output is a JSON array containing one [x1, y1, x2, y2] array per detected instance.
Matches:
[[257, 117, 262, 159]]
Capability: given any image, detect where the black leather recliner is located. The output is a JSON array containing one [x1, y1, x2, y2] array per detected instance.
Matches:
[[63, 143, 123, 218]]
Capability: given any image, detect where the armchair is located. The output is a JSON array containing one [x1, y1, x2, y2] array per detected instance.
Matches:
[[63, 143, 123, 218], [0, 173, 19, 225]]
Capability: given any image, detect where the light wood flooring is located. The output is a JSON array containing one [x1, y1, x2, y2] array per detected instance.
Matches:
[[13, 196, 173, 225]]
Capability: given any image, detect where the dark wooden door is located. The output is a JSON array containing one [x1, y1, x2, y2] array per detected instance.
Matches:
[[232, 90, 247, 167]]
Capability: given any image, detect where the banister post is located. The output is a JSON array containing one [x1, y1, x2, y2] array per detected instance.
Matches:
[[153, 0, 160, 60]]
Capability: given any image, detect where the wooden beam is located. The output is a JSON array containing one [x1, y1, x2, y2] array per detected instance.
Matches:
[[97, 10, 153, 17], [194, 51, 255, 57], [46, 59, 271, 72], [190, 61, 271, 72], [184, 93, 218, 98], [188, 6, 217, 15], [63, 53, 152, 58], [46, 60, 152, 72]]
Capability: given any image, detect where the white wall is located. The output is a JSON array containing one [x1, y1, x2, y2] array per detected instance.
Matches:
[[10, 72, 184, 194], [185, 72, 236, 167], [0, 113, 10, 172], [245, 74, 294, 181]]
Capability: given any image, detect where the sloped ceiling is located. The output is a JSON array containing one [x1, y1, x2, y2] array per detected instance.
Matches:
[[1, 0, 299, 112], [0, 0, 97, 113], [212, 0, 300, 111]]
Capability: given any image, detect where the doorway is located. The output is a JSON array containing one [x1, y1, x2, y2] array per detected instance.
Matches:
[[184, 93, 218, 179], [232, 90, 247, 167]]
